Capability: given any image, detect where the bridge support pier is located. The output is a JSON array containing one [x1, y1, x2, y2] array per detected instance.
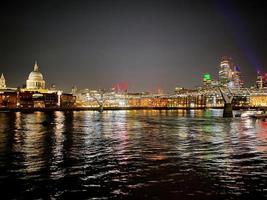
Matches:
[[223, 103, 233, 117], [219, 88, 234, 118]]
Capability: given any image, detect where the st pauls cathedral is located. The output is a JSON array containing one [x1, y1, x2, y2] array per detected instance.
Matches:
[[0, 62, 76, 109], [26, 61, 46, 90], [0, 61, 46, 91]]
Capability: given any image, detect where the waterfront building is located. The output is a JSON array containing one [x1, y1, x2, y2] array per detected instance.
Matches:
[[43, 93, 59, 108], [26, 61, 46, 90], [250, 95, 267, 107], [17, 91, 75, 108], [60, 93, 76, 108], [18, 91, 34, 108], [172, 88, 207, 108], [0, 91, 18, 108], [0, 73, 6, 89], [73, 88, 125, 108]]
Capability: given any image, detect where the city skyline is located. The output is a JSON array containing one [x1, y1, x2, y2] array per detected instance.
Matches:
[[1, 0, 267, 92], [0, 56, 262, 93]]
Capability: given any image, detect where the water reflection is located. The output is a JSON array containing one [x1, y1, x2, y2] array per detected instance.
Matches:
[[21, 112, 45, 174], [49, 111, 65, 180], [256, 120, 267, 152], [0, 110, 266, 199], [0, 113, 9, 156]]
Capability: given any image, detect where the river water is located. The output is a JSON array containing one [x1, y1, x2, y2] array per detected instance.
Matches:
[[0, 110, 266, 199]]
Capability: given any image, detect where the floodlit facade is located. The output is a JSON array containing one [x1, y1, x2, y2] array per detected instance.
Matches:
[[256, 71, 263, 89], [232, 66, 242, 89], [218, 57, 243, 89], [0, 73, 6, 89], [250, 95, 267, 107], [203, 73, 212, 87], [219, 57, 232, 86], [26, 61, 46, 90], [0, 61, 76, 109]]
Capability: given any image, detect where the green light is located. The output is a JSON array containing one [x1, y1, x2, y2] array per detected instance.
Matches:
[[203, 73, 211, 80]]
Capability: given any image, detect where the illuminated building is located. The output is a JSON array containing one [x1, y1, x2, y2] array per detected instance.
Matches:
[[172, 88, 206, 108], [175, 87, 184, 94], [60, 93, 76, 108], [49, 84, 56, 91], [262, 73, 267, 88], [203, 73, 212, 87], [219, 57, 233, 86], [0, 73, 6, 89], [112, 82, 128, 93], [250, 95, 267, 107], [18, 91, 34, 108], [18, 92, 57, 108], [0, 62, 76, 109], [71, 85, 78, 95], [218, 57, 243, 89], [1, 57, 267, 110], [253, 72, 267, 89], [26, 61, 46, 90], [175, 87, 196, 95], [0, 91, 17, 108], [256, 71, 263, 89], [231, 66, 242, 89], [0, 73, 19, 108], [17, 91, 75, 108]]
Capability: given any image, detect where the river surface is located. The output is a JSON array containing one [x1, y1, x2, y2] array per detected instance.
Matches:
[[0, 110, 266, 199]]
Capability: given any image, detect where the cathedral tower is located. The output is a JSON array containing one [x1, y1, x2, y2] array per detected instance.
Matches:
[[0, 73, 6, 89]]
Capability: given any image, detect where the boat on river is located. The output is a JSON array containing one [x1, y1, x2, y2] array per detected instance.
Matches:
[[251, 113, 267, 119], [240, 110, 261, 118]]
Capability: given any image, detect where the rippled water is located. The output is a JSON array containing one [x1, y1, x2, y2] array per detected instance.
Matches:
[[0, 110, 266, 199]]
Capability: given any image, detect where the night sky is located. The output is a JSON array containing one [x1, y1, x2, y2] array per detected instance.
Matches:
[[0, 0, 267, 92]]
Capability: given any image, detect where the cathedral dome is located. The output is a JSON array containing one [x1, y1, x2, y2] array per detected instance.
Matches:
[[28, 68, 44, 81], [26, 61, 45, 90]]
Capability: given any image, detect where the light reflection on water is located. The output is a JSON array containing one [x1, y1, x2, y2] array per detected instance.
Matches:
[[0, 110, 266, 199]]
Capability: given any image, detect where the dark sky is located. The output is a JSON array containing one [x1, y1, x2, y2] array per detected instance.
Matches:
[[0, 0, 267, 92]]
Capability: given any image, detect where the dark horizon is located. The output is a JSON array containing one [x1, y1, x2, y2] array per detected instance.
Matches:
[[0, 0, 267, 92]]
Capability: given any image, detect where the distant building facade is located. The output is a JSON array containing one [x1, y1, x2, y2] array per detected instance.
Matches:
[[256, 71, 263, 89], [219, 57, 232, 86], [203, 73, 212, 87], [262, 73, 267, 88]]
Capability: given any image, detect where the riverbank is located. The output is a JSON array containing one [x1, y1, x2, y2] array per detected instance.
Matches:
[[0, 106, 265, 112]]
